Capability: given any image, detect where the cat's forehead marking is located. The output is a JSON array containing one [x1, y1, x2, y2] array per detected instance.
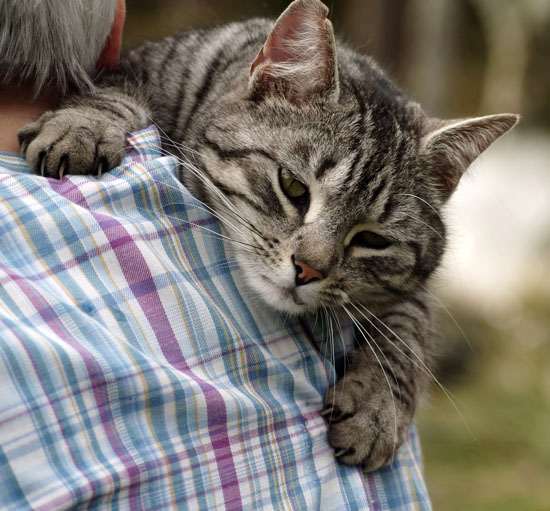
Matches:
[[315, 157, 336, 179], [303, 192, 323, 224], [317, 152, 356, 188]]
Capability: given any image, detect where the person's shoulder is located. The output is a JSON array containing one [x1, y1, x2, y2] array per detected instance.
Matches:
[[0, 151, 28, 174], [124, 125, 164, 163]]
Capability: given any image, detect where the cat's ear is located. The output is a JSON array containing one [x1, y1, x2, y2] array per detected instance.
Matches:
[[249, 0, 339, 104], [420, 113, 519, 199]]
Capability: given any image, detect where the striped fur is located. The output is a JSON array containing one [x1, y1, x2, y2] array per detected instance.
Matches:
[[18, 0, 518, 472]]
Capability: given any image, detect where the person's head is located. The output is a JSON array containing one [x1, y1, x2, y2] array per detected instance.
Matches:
[[0, 0, 125, 97]]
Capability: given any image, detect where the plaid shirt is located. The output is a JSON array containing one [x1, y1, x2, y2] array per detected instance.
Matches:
[[0, 127, 431, 510]]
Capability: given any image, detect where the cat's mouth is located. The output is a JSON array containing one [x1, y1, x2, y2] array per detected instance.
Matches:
[[264, 277, 304, 304], [258, 275, 313, 313]]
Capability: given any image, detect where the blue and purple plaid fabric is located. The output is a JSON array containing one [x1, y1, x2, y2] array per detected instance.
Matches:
[[0, 127, 431, 510]]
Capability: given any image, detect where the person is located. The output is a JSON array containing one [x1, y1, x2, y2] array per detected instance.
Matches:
[[0, 0, 125, 152], [0, 1, 431, 509]]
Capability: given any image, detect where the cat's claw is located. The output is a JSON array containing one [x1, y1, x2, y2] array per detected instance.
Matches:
[[321, 405, 351, 423], [97, 160, 104, 178], [18, 108, 126, 178], [20, 139, 28, 158], [324, 374, 411, 472], [59, 158, 67, 180]]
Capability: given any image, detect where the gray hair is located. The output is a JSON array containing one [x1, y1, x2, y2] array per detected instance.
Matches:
[[0, 0, 118, 96]]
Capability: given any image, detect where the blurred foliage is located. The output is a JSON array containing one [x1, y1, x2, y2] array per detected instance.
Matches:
[[124, 0, 549, 129], [418, 288, 550, 511]]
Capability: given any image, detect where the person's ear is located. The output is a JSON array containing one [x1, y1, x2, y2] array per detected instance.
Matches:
[[96, 0, 126, 70]]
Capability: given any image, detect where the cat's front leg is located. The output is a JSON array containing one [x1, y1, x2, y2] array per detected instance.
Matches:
[[324, 292, 434, 472], [18, 85, 151, 178]]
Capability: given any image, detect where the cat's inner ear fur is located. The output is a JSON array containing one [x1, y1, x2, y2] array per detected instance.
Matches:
[[420, 113, 519, 199], [249, 0, 339, 104]]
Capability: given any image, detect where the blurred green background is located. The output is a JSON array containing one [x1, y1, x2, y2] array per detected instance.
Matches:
[[124, 2, 549, 509]]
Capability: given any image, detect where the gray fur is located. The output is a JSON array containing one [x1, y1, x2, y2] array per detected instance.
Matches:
[[0, 0, 118, 96], [18, 0, 518, 472]]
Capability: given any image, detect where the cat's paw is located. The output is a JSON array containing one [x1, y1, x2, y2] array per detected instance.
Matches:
[[323, 376, 409, 472], [18, 108, 126, 179]]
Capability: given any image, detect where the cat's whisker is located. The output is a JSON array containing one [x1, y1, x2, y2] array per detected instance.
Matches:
[[135, 206, 261, 252], [312, 308, 319, 331], [229, 290, 266, 302], [165, 154, 269, 242], [213, 261, 255, 272], [328, 306, 347, 390], [329, 307, 345, 350], [401, 212, 445, 242], [151, 132, 267, 241], [134, 182, 263, 251], [163, 145, 268, 241], [329, 308, 336, 387], [345, 297, 452, 391], [157, 188, 251, 233], [323, 306, 338, 417], [161, 197, 258, 247], [148, 167, 244, 222], [318, 307, 330, 359], [329, 305, 350, 423], [324, 308, 332, 376], [341, 305, 399, 454], [394, 192, 463, 292], [160, 156, 264, 241], [341, 303, 408, 466], [346, 298, 475, 440], [112, 139, 252, 238], [395, 193, 443, 222], [337, 290, 463, 410], [418, 283, 475, 354]]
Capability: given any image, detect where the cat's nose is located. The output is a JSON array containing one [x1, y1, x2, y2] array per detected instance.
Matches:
[[293, 257, 325, 286]]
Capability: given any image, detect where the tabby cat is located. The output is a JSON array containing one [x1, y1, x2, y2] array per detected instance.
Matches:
[[18, 0, 518, 472]]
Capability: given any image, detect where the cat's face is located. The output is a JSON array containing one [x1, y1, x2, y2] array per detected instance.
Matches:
[[185, 0, 516, 316], [197, 95, 445, 315]]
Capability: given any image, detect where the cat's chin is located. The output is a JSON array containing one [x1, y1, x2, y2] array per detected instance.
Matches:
[[250, 275, 317, 315]]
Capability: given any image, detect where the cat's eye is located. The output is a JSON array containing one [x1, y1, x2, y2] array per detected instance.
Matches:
[[351, 231, 391, 249], [279, 168, 307, 198], [279, 168, 309, 215]]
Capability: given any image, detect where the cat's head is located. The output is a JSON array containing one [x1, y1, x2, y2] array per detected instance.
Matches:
[[194, 0, 518, 314]]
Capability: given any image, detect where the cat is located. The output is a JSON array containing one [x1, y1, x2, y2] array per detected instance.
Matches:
[[18, 0, 518, 472]]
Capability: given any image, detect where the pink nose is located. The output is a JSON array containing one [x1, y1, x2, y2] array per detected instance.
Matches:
[[294, 259, 325, 286]]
